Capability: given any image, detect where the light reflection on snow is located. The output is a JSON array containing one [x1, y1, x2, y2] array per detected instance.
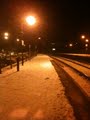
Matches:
[[9, 108, 45, 119], [33, 109, 44, 119], [9, 108, 29, 118], [41, 62, 52, 69], [0, 107, 3, 113]]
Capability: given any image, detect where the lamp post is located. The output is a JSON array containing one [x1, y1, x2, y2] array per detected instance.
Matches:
[[25, 15, 36, 57], [85, 39, 89, 43], [17, 15, 36, 67], [81, 34, 90, 53], [0, 32, 9, 74], [69, 43, 73, 47], [4, 32, 9, 40], [4, 32, 9, 52], [81, 35, 85, 39]]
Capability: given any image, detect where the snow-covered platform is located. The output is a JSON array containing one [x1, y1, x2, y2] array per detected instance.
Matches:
[[0, 54, 75, 120]]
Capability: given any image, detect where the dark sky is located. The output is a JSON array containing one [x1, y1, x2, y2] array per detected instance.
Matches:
[[0, 0, 90, 45]]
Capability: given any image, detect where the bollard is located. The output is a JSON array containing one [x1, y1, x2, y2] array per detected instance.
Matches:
[[22, 53, 24, 66], [0, 63, 1, 74], [10, 53, 12, 69], [0, 58, 2, 74], [22, 55, 24, 65], [17, 57, 20, 71]]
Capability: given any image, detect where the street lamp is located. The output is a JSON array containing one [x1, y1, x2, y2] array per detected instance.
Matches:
[[85, 44, 88, 47], [4, 32, 9, 36], [3, 32, 12, 68], [19, 15, 37, 66], [38, 37, 41, 40], [85, 39, 89, 43], [69, 43, 73, 47], [16, 38, 20, 42], [81, 35, 85, 39], [25, 15, 37, 56], [4, 36, 8, 40], [4, 32, 9, 40]]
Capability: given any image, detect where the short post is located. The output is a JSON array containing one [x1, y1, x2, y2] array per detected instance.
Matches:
[[17, 57, 20, 71], [0, 56, 2, 74], [22, 52, 24, 66], [0, 62, 2, 74], [21, 40, 24, 65], [10, 53, 12, 69], [28, 44, 31, 59]]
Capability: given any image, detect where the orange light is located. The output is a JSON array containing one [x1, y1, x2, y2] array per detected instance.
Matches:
[[4, 36, 8, 39], [4, 32, 9, 36], [16, 39, 20, 42], [41, 62, 52, 69], [81, 35, 85, 39], [85, 44, 88, 47], [52, 48, 56, 51], [25, 16, 36, 26], [38, 37, 41, 40], [85, 39, 89, 43], [69, 43, 73, 47]]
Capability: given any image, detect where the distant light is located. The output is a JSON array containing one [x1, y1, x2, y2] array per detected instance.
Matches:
[[81, 35, 85, 39], [17, 39, 20, 42], [26, 16, 36, 26], [52, 48, 56, 51], [11, 52, 14, 55], [85, 39, 89, 43], [85, 44, 88, 47], [38, 37, 41, 40], [69, 43, 73, 47], [51, 43, 55, 45], [4, 36, 8, 40], [21, 40, 24, 46], [4, 32, 9, 36]]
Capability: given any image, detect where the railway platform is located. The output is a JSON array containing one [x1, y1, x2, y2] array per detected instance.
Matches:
[[0, 54, 75, 120]]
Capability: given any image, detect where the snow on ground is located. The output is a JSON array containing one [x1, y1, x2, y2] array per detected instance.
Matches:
[[62, 64, 90, 99], [57, 58, 90, 77], [0, 54, 76, 120], [55, 57, 90, 99], [59, 56, 90, 69], [61, 53, 90, 57]]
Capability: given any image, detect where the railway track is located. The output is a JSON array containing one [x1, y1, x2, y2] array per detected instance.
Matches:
[[50, 56, 90, 120], [58, 56, 90, 69], [52, 56, 90, 80]]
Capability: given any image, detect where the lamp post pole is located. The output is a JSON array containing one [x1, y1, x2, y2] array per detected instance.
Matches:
[[0, 56, 2, 74], [18, 15, 36, 66], [19, 21, 25, 66]]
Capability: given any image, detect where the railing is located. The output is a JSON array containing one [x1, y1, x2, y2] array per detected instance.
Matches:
[[0, 51, 36, 74]]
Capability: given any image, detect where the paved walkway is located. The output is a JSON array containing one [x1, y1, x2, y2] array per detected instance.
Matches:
[[0, 54, 76, 120]]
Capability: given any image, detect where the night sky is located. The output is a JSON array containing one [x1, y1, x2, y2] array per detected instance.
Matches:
[[0, 0, 90, 50]]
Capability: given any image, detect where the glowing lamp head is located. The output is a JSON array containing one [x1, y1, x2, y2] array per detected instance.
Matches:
[[85, 44, 88, 47], [16, 39, 20, 42], [4, 36, 8, 40], [69, 43, 73, 47], [26, 16, 36, 26], [4, 32, 9, 36], [81, 35, 85, 39], [52, 48, 56, 51], [85, 39, 89, 43], [38, 37, 41, 40]]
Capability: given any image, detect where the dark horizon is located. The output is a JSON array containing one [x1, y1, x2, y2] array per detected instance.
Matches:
[[0, 0, 90, 53]]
